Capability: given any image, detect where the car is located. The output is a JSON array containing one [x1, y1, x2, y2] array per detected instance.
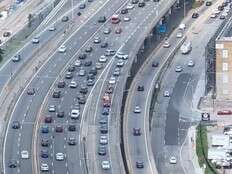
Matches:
[[79, 95, 86, 104], [220, 15, 226, 19], [79, 3, 86, 9], [58, 81, 66, 88], [56, 153, 65, 161], [89, 67, 97, 75], [87, 79, 95, 86], [94, 37, 101, 43], [99, 117, 108, 124], [65, 72, 73, 79], [176, 32, 183, 38], [116, 52, 128, 59], [136, 161, 144, 168], [192, 12, 199, 18], [74, 60, 82, 67], [79, 53, 87, 59], [27, 88, 35, 95], [102, 161, 111, 170], [102, 107, 110, 115], [68, 124, 76, 131], [100, 135, 108, 145], [98, 16, 106, 23], [126, 3, 134, 9], [41, 125, 49, 133], [134, 106, 141, 113], [98, 146, 107, 155], [67, 65, 75, 72], [85, 46, 93, 53], [152, 61, 159, 67], [68, 137, 76, 145], [77, 12, 82, 16], [48, 25, 56, 31], [55, 125, 63, 133], [12, 121, 20, 129], [101, 42, 108, 48], [61, 16, 69, 22], [41, 149, 49, 158], [87, 73, 95, 80], [175, 65, 183, 72], [69, 81, 78, 88], [138, 2, 145, 7], [113, 67, 121, 76], [44, 115, 52, 123], [218, 5, 224, 11], [71, 109, 80, 119], [12, 55, 21, 62], [133, 128, 141, 136], [132, 0, 139, 4], [106, 85, 114, 94], [56, 111, 64, 118], [52, 91, 61, 98], [137, 85, 144, 91], [84, 60, 92, 66], [105, 49, 116, 56], [21, 150, 29, 159], [116, 60, 124, 67], [109, 76, 116, 84], [213, 9, 220, 14], [58, 45, 66, 53], [40, 163, 49, 171], [78, 69, 86, 76], [115, 28, 122, 34], [41, 139, 50, 147], [3, 31, 11, 37], [163, 41, 170, 48], [187, 60, 195, 67], [100, 124, 108, 134], [169, 156, 177, 164], [123, 17, 131, 22], [103, 28, 111, 34], [32, 37, 39, 44], [206, 1, 212, 6], [80, 85, 88, 94], [163, 90, 170, 97], [210, 13, 217, 18], [121, 9, 128, 14], [8, 160, 17, 168], [99, 55, 107, 63], [48, 105, 56, 112]]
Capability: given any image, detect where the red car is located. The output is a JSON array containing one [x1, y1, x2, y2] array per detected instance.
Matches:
[[44, 116, 52, 123], [217, 110, 232, 115]]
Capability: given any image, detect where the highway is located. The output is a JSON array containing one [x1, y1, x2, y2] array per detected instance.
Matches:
[[3, 0, 144, 173], [122, 1, 228, 174]]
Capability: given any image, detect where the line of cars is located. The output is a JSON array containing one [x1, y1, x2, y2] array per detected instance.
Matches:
[[210, 0, 232, 19]]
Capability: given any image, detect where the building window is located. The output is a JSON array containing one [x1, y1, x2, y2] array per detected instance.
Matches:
[[223, 63, 228, 71], [222, 49, 228, 58], [223, 73, 229, 83]]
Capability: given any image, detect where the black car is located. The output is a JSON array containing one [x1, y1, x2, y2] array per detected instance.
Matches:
[[138, 2, 145, 7], [41, 149, 49, 158], [80, 86, 88, 94], [121, 9, 128, 14], [52, 91, 61, 98], [102, 107, 109, 115], [220, 15, 226, 20], [8, 160, 17, 168], [3, 31, 11, 37], [12, 55, 21, 62], [98, 16, 106, 23], [85, 46, 93, 53], [132, 0, 139, 4], [44, 115, 52, 123], [65, 72, 73, 79], [27, 88, 35, 95], [84, 61, 92, 66], [68, 65, 75, 72], [192, 12, 199, 18], [100, 124, 108, 134], [152, 61, 159, 67], [137, 85, 144, 91], [133, 128, 141, 136], [98, 146, 107, 155], [56, 111, 65, 118], [61, 16, 69, 22], [222, 2, 228, 7], [101, 42, 108, 48], [12, 121, 20, 129], [57, 81, 65, 88], [77, 12, 82, 16], [136, 161, 144, 168], [68, 124, 76, 131], [79, 53, 87, 59], [68, 137, 76, 145], [218, 5, 224, 11], [99, 117, 108, 124], [41, 139, 50, 147], [79, 3, 86, 9], [206, 1, 212, 6]]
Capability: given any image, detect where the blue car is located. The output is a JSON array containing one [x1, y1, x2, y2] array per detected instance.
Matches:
[[41, 125, 49, 133], [41, 150, 49, 158]]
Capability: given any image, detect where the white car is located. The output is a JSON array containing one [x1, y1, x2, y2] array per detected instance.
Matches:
[[134, 106, 141, 113], [58, 45, 66, 53], [175, 65, 183, 72], [163, 41, 170, 48], [169, 156, 177, 164], [48, 25, 56, 31], [48, 105, 56, 112], [210, 13, 217, 18], [32, 37, 39, 44], [56, 153, 65, 161], [176, 32, 183, 38], [71, 109, 80, 119], [78, 69, 86, 76], [94, 37, 101, 43], [116, 52, 128, 59], [96, 62, 103, 69], [100, 135, 108, 145], [126, 3, 134, 10], [74, 60, 81, 67], [123, 17, 131, 22], [116, 60, 124, 67], [21, 150, 29, 159], [109, 77, 116, 84], [99, 55, 107, 63], [213, 9, 220, 14], [41, 163, 49, 171], [102, 161, 111, 170], [69, 81, 77, 88], [187, 60, 195, 67], [163, 91, 170, 97]]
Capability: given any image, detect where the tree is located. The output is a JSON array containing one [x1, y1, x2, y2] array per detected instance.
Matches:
[[0, 48, 4, 62]]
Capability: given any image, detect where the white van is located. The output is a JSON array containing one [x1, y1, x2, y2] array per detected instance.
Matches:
[[180, 41, 192, 54]]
